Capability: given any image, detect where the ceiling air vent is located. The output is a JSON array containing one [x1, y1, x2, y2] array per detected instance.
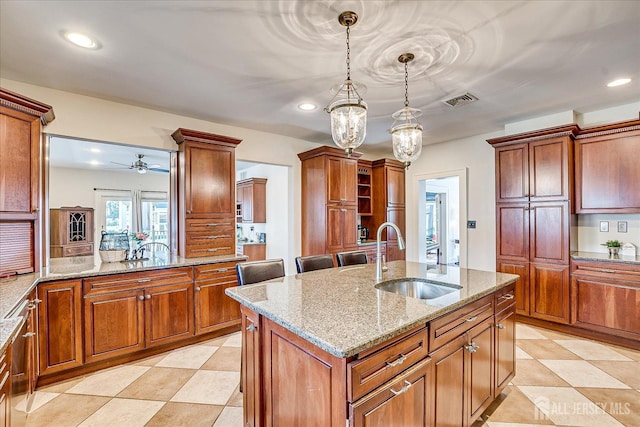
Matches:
[[442, 92, 478, 108]]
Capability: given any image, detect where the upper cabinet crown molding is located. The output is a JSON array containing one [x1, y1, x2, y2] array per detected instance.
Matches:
[[297, 145, 363, 161], [171, 128, 242, 148], [487, 124, 580, 147], [0, 87, 55, 125]]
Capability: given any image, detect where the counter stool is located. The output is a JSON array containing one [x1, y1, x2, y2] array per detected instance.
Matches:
[[295, 254, 334, 274], [236, 258, 285, 286], [335, 250, 368, 267]]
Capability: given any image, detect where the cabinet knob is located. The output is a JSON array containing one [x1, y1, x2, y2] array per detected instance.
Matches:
[[496, 323, 506, 330], [464, 342, 479, 353], [246, 323, 257, 332], [138, 295, 145, 301], [186, 210, 192, 214], [195, 286, 201, 292], [390, 380, 412, 396], [146, 294, 151, 300]]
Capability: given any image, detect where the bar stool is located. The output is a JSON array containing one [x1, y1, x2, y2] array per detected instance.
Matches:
[[295, 254, 334, 273], [335, 250, 368, 267], [236, 258, 285, 286]]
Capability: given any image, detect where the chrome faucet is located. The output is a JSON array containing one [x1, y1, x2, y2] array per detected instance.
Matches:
[[376, 222, 406, 281]]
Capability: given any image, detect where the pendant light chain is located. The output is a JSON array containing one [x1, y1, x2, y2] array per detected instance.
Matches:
[[345, 25, 351, 81], [404, 60, 410, 107]]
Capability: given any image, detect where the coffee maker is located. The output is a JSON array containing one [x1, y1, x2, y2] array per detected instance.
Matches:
[[358, 225, 369, 242]]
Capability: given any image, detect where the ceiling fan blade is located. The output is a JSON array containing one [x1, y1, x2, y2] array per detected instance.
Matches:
[[149, 167, 170, 173], [110, 161, 133, 168], [147, 164, 161, 169]]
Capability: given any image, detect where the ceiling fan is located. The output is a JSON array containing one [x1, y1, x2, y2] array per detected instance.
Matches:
[[110, 154, 169, 174]]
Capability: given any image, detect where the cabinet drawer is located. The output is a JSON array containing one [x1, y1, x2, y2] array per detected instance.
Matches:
[[495, 283, 516, 313], [348, 326, 428, 402], [429, 294, 494, 351], [572, 260, 640, 283], [186, 232, 234, 246], [84, 267, 193, 295], [185, 243, 234, 258], [194, 262, 238, 282], [186, 218, 234, 232], [63, 244, 94, 257]]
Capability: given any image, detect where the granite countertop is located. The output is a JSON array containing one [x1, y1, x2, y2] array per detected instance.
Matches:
[[357, 240, 385, 246], [225, 261, 518, 358], [237, 241, 266, 246], [571, 251, 640, 265], [0, 253, 246, 352]]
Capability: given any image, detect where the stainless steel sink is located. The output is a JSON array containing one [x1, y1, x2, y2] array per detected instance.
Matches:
[[375, 278, 461, 300]]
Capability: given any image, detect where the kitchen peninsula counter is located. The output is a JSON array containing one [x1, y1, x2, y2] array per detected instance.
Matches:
[[226, 261, 518, 358]]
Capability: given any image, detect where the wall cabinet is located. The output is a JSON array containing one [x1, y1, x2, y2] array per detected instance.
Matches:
[[299, 146, 361, 257], [575, 121, 640, 213], [236, 178, 267, 223], [194, 262, 241, 335], [50, 207, 94, 258], [0, 88, 54, 275], [172, 128, 241, 258]]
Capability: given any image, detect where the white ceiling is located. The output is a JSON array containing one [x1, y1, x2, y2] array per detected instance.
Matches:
[[2, 1, 639, 155]]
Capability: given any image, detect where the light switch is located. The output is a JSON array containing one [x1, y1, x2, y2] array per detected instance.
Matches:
[[467, 220, 477, 229]]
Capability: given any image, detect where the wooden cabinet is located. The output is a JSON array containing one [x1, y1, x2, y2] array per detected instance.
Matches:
[[50, 207, 94, 258], [530, 263, 570, 324], [237, 243, 266, 262], [362, 159, 406, 261], [236, 178, 267, 223], [575, 120, 640, 213], [571, 260, 640, 341], [37, 280, 83, 376], [1, 347, 10, 427], [194, 262, 241, 335], [494, 304, 516, 395], [496, 260, 529, 315], [0, 88, 54, 275], [241, 305, 261, 427], [356, 161, 372, 215], [83, 267, 194, 363], [299, 146, 361, 256], [172, 128, 241, 258], [360, 242, 386, 264]]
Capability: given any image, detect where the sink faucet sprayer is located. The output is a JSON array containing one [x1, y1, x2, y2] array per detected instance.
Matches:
[[376, 222, 405, 281]]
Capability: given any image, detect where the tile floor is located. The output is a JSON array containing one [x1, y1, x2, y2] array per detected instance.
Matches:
[[22, 323, 639, 427]]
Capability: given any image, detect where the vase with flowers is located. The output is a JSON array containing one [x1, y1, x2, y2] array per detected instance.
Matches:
[[602, 239, 623, 256]]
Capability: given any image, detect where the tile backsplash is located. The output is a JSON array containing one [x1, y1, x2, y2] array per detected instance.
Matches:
[[577, 213, 640, 253]]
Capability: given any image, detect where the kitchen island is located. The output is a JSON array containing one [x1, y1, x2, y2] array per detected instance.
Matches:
[[226, 261, 519, 427]]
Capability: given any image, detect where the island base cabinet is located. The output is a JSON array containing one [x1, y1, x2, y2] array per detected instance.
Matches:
[[494, 305, 516, 395], [241, 306, 261, 427], [349, 357, 432, 427], [467, 319, 495, 424], [431, 335, 466, 426]]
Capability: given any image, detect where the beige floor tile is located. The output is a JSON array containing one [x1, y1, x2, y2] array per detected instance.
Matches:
[[15, 391, 58, 413], [554, 340, 632, 361], [533, 327, 577, 341], [203, 336, 230, 347], [78, 397, 164, 427], [512, 360, 569, 387], [516, 345, 534, 360], [213, 406, 243, 427], [577, 387, 640, 427], [516, 324, 550, 339], [145, 402, 224, 427], [539, 360, 630, 389], [588, 360, 640, 389], [131, 353, 166, 366], [202, 346, 241, 371], [605, 344, 640, 362], [519, 385, 624, 426], [226, 385, 243, 407], [222, 333, 242, 347], [171, 370, 240, 405], [66, 365, 150, 397], [483, 386, 554, 425], [25, 394, 110, 427], [36, 376, 86, 393], [117, 367, 196, 401], [156, 344, 219, 369], [517, 340, 582, 360], [487, 422, 554, 427]]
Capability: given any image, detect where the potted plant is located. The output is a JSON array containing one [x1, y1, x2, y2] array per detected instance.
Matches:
[[602, 239, 623, 256]]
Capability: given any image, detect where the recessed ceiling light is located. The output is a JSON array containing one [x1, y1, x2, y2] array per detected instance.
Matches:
[[298, 103, 317, 111], [89, 160, 100, 166], [62, 31, 100, 49], [607, 78, 631, 87], [90, 148, 101, 153]]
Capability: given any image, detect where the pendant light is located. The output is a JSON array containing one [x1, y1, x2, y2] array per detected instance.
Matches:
[[391, 53, 422, 169], [325, 11, 367, 157]]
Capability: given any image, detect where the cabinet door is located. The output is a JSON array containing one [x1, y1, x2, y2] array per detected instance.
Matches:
[[84, 289, 145, 363], [496, 260, 529, 316], [431, 335, 466, 427], [386, 208, 406, 261], [195, 279, 241, 335], [529, 201, 569, 264], [145, 283, 194, 347], [242, 306, 261, 427], [496, 204, 529, 262], [37, 280, 83, 375], [342, 206, 358, 249], [184, 143, 234, 217], [528, 137, 571, 202], [530, 263, 570, 324], [467, 318, 494, 424], [495, 143, 528, 203], [327, 158, 357, 205], [350, 357, 432, 427], [494, 305, 516, 395], [241, 185, 253, 222], [386, 167, 405, 207], [326, 205, 358, 253]]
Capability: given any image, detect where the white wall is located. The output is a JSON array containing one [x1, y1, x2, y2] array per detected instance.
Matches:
[[577, 214, 640, 254]]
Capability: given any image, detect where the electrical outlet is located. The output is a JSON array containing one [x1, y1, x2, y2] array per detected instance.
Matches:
[[467, 220, 477, 229]]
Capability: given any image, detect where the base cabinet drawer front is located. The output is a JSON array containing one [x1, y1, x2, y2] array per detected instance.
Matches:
[[496, 260, 529, 316], [185, 243, 234, 257], [530, 263, 570, 324], [572, 260, 640, 282], [60, 243, 94, 257], [429, 294, 494, 351], [37, 280, 83, 375], [83, 267, 193, 295], [145, 283, 194, 347], [186, 232, 234, 247], [349, 357, 432, 427], [572, 277, 640, 339], [185, 218, 235, 232], [494, 283, 516, 314], [84, 289, 145, 363], [495, 305, 516, 394], [348, 327, 428, 402]]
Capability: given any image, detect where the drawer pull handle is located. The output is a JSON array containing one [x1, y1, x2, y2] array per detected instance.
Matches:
[[465, 315, 478, 323], [247, 324, 257, 332], [216, 268, 229, 273], [385, 354, 407, 368], [22, 332, 36, 338], [500, 294, 515, 300], [32, 298, 42, 304], [27, 303, 36, 310], [601, 269, 616, 273], [390, 380, 412, 396], [464, 342, 479, 353], [496, 323, 506, 330], [137, 279, 151, 283]]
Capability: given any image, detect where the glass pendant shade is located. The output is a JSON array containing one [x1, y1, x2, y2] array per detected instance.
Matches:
[[391, 106, 423, 168], [328, 83, 367, 156]]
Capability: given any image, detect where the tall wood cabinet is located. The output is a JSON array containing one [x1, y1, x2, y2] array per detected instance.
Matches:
[[361, 159, 406, 261], [489, 126, 578, 323], [50, 207, 94, 258], [299, 146, 361, 257], [172, 129, 241, 258], [0, 88, 54, 275], [236, 178, 267, 223]]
